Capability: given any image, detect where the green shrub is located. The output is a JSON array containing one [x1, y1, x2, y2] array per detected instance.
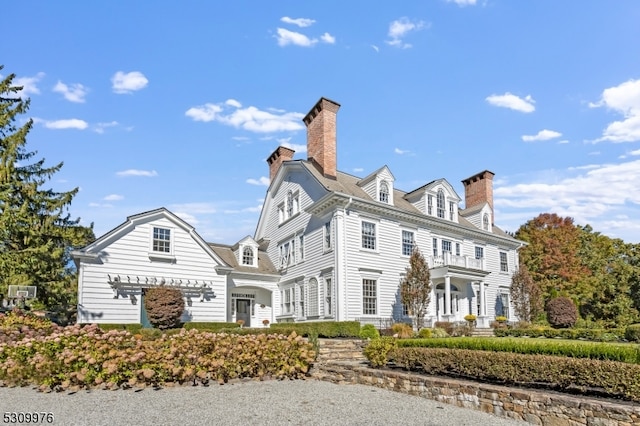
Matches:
[[363, 337, 397, 368], [98, 323, 142, 333], [359, 324, 380, 340], [417, 328, 432, 339], [183, 322, 240, 331], [546, 296, 578, 328], [391, 323, 413, 338], [269, 321, 361, 338], [434, 321, 454, 336], [431, 327, 449, 338], [143, 287, 185, 330], [625, 324, 640, 342]]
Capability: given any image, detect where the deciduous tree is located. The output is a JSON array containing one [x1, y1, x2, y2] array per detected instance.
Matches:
[[400, 247, 432, 330], [510, 263, 543, 323]]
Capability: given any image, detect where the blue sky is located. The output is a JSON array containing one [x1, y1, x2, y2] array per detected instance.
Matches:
[[3, 0, 640, 244]]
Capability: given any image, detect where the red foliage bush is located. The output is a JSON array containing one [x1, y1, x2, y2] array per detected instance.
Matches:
[[546, 296, 578, 328], [143, 287, 185, 330]]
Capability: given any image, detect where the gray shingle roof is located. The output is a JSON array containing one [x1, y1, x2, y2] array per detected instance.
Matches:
[[208, 243, 279, 275]]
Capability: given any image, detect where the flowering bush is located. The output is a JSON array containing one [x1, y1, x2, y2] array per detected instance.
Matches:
[[0, 309, 60, 344], [0, 324, 315, 391]]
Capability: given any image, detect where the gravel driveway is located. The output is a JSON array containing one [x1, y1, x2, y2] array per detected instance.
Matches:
[[0, 379, 524, 426]]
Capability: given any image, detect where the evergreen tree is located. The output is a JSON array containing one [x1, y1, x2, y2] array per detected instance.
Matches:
[[0, 66, 94, 319], [400, 247, 431, 329]]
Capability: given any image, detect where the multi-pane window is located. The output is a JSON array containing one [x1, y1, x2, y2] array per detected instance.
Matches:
[[442, 240, 452, 254], [242, 247, 254, 265], [286, 191, 294, 218], [284, 191, 299, 221], [475, 246, 484, 260], [483, 214, 490, 230], [362, 279, 377, 315], [361, 221, 376, 250], [379, 181, 389, 203], [324, 278, 332, 316], [427, 195, 433, 215], [324, 221, 332, 251], [152, 227, 171, 253], [455, 242, 461, 256], [402, 230, 415, 256], [449, 201, 455, 221], [500, 252, 508, 272], [297, 235, 304, 262], [437, 189, 445, 218], [432, 238, 438, 257], [283, 288, 293, 314], [297, 285, 305, 318], [308, 278, 319, 317], [498, 293, 510, 319]]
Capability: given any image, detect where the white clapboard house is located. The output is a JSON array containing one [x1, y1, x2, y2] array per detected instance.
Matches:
[[73, 97, 524, 328]]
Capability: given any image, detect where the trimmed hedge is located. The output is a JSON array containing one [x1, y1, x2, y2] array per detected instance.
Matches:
[[391, 347, 640, 402], [494, 327, 625, 342], [396, 337, 640, 364], [183, 322, 240, 331], [269, 321, 361, 338]]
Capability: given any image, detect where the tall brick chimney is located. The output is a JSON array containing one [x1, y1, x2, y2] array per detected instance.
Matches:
[[266, 146, 295, 181], [461, 170, 495, 224], [303, 97, 340, 179]]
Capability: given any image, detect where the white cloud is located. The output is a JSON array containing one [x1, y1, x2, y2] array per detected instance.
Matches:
[[353, 167, 364, 173], [89, 202, 113, 208], [94, 121, 119, 134], [495, 158, 640, 241], [320, 32, 336, 44], [111, 71, 148, 94], [116, 169, 158, 177], [280, 17, 315, 28], [447, 0, 477, 5], [281, 142, 306, 153], [103, 194, 123, 201], [225, 99, 242, 108], [386, 17, 426, 49], [486, 92, 535, 113], [371, 45, 379, 52], [14, 72, 45, 98], [521, 129, 562, 142], [590, 79, 640, 143], [186, 99, 305, 133], [395, 148, 410, 154], [275, 28, 317, 47], [53, 80, 88, 103], [37, 118, 89, 130], [246, 177, 270, 186]]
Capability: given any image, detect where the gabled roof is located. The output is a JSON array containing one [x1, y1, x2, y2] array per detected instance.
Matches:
[[357, 165, 395, 186], [208, 243, 279, 276], [72, 207, 228, 267], [404, 178, 462, 202]]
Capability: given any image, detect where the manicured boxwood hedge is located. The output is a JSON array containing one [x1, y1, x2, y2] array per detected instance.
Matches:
[[397, 337, 640, 364], [494, 327, 625, 341], [390, 347, 640, 402], [269, 321, 361, 338], [183, 322, 240, 331]]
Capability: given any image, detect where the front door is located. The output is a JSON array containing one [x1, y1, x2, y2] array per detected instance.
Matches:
[[236, 299, 251, 327]]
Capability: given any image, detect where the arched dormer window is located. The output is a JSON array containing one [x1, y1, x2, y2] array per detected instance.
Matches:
[[483, 213, 490, 231], [242, 247, 254, 266], [436, 189, 446, 219], [379, 181, 389, 203]]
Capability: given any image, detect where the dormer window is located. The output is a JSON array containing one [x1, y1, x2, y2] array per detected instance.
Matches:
[[379, 181, 389, 203], [152, 227, 171, 253], [286, 191, 294, 218], [242, 247, 254, 265], [437, 189, 445, 219], [483, 214, 490, 230]]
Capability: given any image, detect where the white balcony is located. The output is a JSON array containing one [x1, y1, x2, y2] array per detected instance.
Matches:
[[429, 253, 484, 270]]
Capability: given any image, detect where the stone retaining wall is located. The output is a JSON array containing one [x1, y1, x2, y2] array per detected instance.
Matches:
[[312, 361, 640, 425]]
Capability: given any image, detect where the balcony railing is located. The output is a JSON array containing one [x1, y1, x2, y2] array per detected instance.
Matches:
[[429, 253, 484, 270]]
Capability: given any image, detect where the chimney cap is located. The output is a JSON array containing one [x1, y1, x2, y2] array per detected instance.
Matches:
[[303, 97, 341, 126], [461, 170, 495, 185]]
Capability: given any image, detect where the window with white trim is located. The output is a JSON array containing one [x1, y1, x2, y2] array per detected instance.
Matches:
[[324, 277, 332, 316], [379, 181, 389, 203], [449, 201, 455, 221], [497, 292, 510, 319], [324, 221, 332, 251], [483, 214, 490, 230], [442, 240, 452, 254], [402, 230, 415, 256], [475, 246, 484, 260], [242, 247, 254, 265], [297, 284, 305, 318], [152, 227, 171, 253], [427, 195, 433, 215], [297, 235, 304, 262], [361, 221, 376, 250], [286, 191, 294, 218], [362, 279, 377, 315], [437, 189, 445, 219], [308, 278, 319, 317], [432, 238, 438, 257], [500, 252, 508, 272], [455, 242, 461, 256]]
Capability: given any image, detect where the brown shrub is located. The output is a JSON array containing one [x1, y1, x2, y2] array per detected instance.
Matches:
[[143, 287, 185, 330], [546, 296, 578, 329]]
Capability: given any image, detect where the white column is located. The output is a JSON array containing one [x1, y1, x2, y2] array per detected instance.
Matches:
[[444, 275, 451, 316], [479, 280, 486, 317]]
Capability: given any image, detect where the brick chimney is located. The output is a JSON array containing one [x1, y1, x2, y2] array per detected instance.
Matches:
[[267, 146, 295, 181], [461, 170, 495, 224], [303, 97, 340, 179]]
